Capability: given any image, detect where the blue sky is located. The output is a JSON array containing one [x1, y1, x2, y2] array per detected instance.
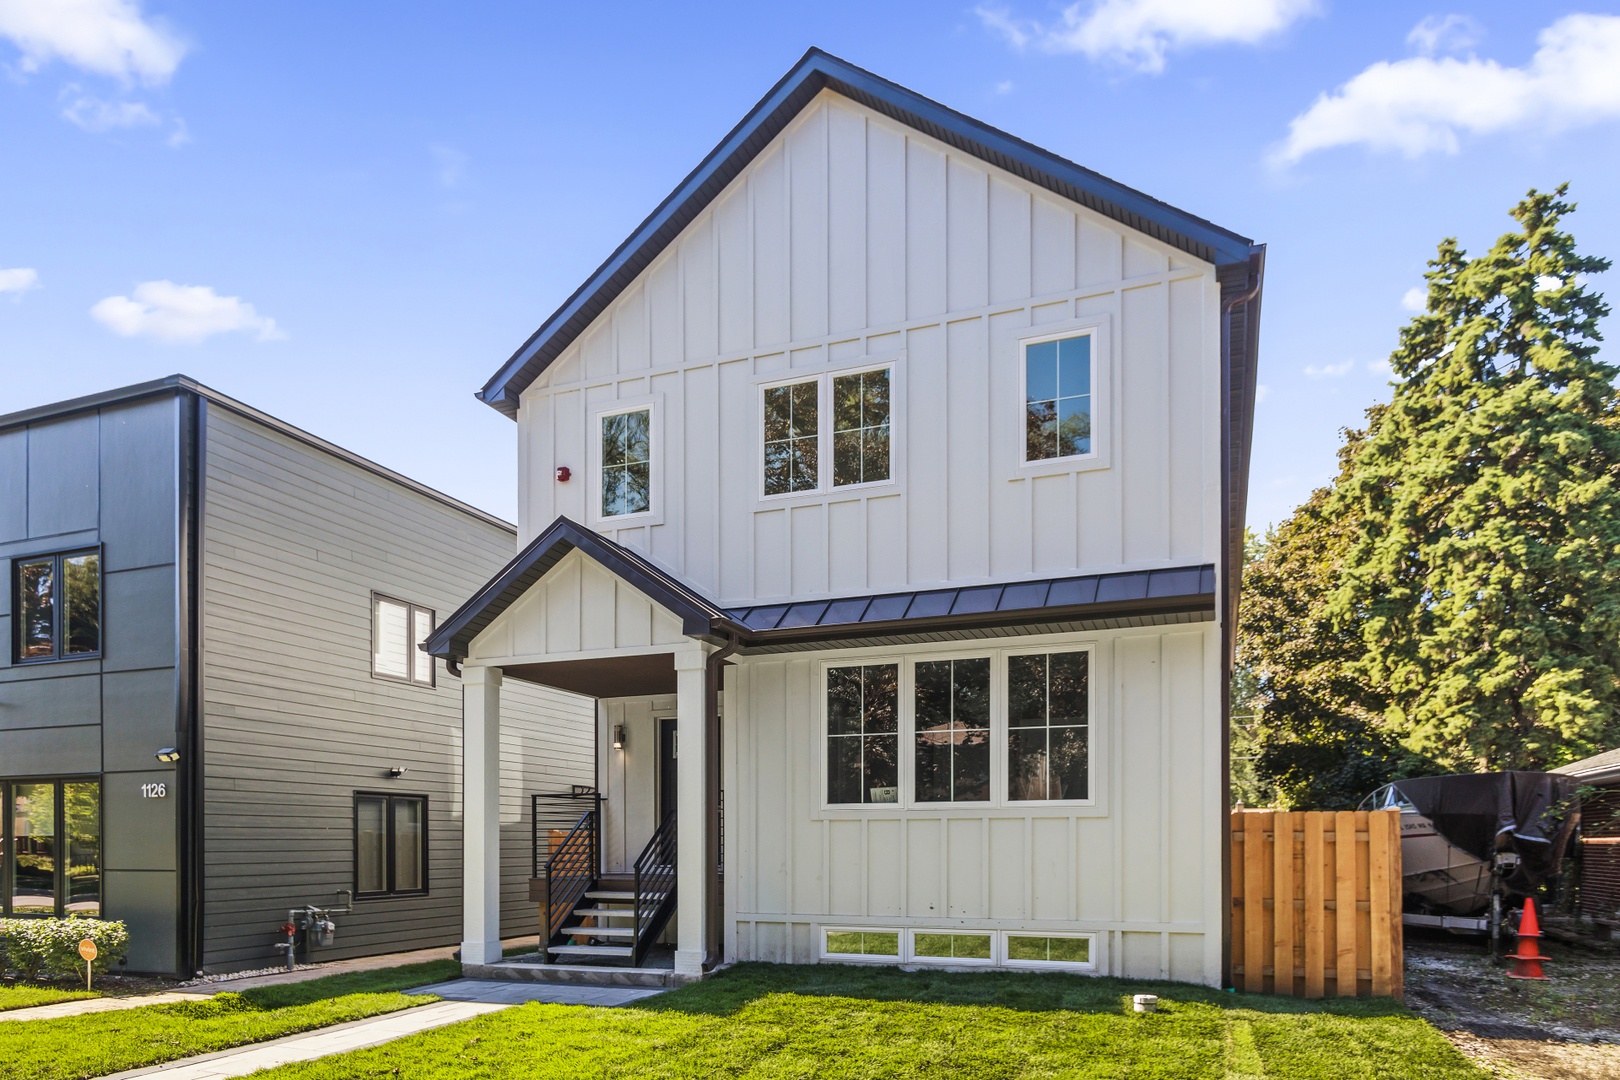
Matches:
[[2, 1, 1617, 530]]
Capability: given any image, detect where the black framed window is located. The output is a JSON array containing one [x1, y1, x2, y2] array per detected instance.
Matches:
[[2, 778, 101, 917], [372, 594, 435, 687], [354, 793, 427, 897], [13, 550, 100, 663]]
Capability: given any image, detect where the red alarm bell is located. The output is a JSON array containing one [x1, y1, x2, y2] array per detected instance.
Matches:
[[556, 466, 571, 482]]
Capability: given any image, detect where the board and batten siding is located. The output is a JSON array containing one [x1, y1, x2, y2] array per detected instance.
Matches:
[[723, 623, 1224, 985], [200, 406, 593, 971], [516, 88, 1221, 608]]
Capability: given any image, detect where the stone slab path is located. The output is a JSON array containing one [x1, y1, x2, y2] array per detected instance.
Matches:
[[405, 977, 666, 1007], [0, 992, 212, 1023]]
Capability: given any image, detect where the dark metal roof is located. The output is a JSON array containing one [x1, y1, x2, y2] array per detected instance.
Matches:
[[476, 47, 1258, 418], [424, 511, 1216, 661]]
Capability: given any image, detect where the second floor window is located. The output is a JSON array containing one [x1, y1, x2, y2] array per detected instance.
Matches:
[[832, 368, 891, 487], [760, 364, 892, 499], [373, 595, 435, 686], [1024, 333, 1092, 462], [13, 550, 100, 663], [601, 407, 652, 517]]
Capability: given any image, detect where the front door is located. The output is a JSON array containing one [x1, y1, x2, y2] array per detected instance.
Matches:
[[658, 717, 678, 825]]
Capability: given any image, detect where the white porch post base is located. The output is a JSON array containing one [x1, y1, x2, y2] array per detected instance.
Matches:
[[673, 649, 708, 977], [461, 665, 503, 967]]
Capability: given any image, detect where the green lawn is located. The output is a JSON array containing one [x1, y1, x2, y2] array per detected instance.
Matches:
[[0, 958, 461, 1080], [0, 985, 98, 1013], [240, 962, 1488, 1080]]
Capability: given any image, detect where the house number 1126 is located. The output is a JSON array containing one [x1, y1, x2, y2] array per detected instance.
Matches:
[[141, 783, 168, 798]]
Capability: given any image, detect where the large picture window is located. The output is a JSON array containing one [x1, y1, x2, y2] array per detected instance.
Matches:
[[2, 779, 101, 917], [355, 793, 427, 897], [826, 663, 899, 804], [1024, 333, 1092, 462], [372, 595, 435, 687], [601, 407, 652, 518], [913, 658, 990, 803], [1007, 651, 1090, 801], [13, 550, 100, 663], [759, 364, 893, 500]]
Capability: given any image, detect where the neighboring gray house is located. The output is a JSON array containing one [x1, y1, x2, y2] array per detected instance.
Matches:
[[0, 376, 592, 974]]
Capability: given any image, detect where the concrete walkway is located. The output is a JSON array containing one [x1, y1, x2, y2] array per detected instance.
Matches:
[[405, 977, 665, 1007], [0, 992, 211, 1023]]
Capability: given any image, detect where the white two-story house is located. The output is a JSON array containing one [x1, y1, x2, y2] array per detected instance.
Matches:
[[427, 48, 1263, 988]]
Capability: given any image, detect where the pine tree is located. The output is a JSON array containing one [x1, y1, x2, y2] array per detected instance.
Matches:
[[1327, 186, 1620, 771]]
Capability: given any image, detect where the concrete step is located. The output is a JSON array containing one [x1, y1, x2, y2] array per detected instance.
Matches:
[[465, 960, 691, 988]]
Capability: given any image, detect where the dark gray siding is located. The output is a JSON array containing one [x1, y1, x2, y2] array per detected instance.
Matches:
[[0, 394, 184, 974], [199, 406, 592, 972]]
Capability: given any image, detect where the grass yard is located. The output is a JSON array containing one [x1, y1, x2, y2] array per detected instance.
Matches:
[[0, 958, 460, 1080], [242, 962, 1489, 1080], [0, 985, 97, 1013]]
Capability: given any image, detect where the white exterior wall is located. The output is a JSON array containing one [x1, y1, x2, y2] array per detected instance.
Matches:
[[516, 89, 1221, 609], [723, 624, 1222, 984]]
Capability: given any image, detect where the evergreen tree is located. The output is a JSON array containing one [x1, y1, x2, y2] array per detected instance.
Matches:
[[1326, 186, 1619, 772]]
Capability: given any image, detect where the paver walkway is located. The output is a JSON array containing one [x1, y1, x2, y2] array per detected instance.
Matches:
[[405, 977, 665, 1007], [0, 992, 211, 1023]]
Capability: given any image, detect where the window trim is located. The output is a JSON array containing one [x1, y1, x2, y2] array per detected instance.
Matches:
[[1, 776, 103, 919], [906, 928, 997, 967], [755, 357, 901, 505], [587, 394, 664, 528], [818, 641, 1097, 813], [352, 791, 430, 900], [1005, 314, 1112, 480], [999, 930, 1098, 972], [10, 547, 102, 665], [370, 593, 436, 688], [820, 925, 904, 963]]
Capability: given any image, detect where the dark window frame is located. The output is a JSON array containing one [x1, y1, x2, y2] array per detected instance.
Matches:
[[1, 776, 103, 918], [370, 593, 436, 688], [352, 791, 429, 899], [11, 548, 102, 665]]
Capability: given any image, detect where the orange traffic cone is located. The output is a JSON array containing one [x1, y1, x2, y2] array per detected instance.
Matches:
[[1504, 898, 1549, 981]]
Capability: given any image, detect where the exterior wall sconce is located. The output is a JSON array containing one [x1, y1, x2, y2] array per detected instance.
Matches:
[[155, 747, 180, 763], [388, 767, 409, 778], [556, 466, 571, 482], [612, 725, 625, 750]]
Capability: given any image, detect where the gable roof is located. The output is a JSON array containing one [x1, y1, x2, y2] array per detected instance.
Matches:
[[423, 514, 1218, 662], [476, 46, 1260, 418]]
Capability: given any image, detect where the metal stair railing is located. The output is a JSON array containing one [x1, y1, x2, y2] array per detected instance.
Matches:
[[632, 809, 678, 967], [534, 790, 600, 955]]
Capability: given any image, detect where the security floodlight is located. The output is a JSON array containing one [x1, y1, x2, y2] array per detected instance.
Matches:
[[388, 767, 408, 779], [155, 748, 180, 763]]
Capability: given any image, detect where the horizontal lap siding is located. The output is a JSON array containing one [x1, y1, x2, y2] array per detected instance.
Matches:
[[724, 623, 1223, 985], [519, 91, 1220, 606], [201, 411, 593, 972]]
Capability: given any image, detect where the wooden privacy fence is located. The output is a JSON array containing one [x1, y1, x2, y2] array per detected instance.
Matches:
[[1230, 809, 1403, 1000]]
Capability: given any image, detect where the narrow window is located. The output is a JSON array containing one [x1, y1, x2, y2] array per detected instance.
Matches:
[[372, 595, 435, 686], [2, 779, 100, 918], [826, 663, 899, 804], [601, 408, 652, 517], [1006, 934, 1091, 964], [832, 368, 890, 487], [913, 932, 993, 961], [354, 793, 428, 897], [914, 657, 991, 803], [763, 380, 819, 495], [824, 930, 900, 958], [12, 551, 99, 663], [1007, 651, 1090, 801], [1025, 335, 1092, 461]]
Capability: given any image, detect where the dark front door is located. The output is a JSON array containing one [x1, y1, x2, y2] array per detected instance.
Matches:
[[658, 717, 678, 825]]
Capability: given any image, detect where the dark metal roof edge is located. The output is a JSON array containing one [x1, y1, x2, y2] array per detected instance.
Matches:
[[477, 46, 1257, 417], [426, 515, 726, 659], [0, 374, 515, 533], [734, 593, 1215, 650]]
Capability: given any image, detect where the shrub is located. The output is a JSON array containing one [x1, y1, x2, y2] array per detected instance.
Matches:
[[0, 919, 130, 981]]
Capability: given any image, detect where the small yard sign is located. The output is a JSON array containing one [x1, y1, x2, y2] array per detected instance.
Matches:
[[78, 939, 97, 989]]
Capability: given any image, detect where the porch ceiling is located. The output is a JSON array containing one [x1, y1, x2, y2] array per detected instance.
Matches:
[[502, 653, 677, 697]]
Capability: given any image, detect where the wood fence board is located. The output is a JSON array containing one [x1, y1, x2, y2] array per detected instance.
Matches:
[[1303, 813, 1326, 997], [1369, 808, 1394, 997], [1334, 810, 1359, 997], [1244, 811, 1270, 993], [1273, 810, 1297, 997]]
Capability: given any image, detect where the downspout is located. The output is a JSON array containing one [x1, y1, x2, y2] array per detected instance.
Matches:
[[704, 630, 741, 969]]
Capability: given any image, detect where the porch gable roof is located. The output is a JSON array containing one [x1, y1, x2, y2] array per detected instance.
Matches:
[[424, 514, 1216, 664]]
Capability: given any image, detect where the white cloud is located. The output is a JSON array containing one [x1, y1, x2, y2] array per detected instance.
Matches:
[[1407, 14, 1482, 56], [1273, 13, 1620, 164], [1401, 286, 1427, 312], [61, 91, 159, 131], [976, 0, 1319, 73], [430, 144, 467, 188], [91, 281, 284, 343], [995, 79, 1015, 94], [1304, 360, 1354, 378], [1255, 384, 1271, 404], [0, 266, 39, 293], [0, 0, 186, 84], [1368, 358, 1394, 376]]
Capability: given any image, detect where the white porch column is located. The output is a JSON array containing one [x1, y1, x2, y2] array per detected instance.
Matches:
[[673, 649, 708, 978], [461, 664, 503, 966]]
